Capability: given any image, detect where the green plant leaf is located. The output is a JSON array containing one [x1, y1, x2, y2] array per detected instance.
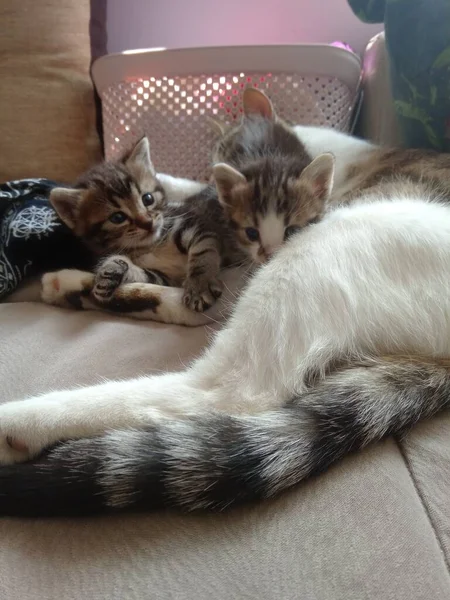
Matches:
[[433, 46, 450, 69], [395, 101, 441, 149], [430, 85, 437, 105], [400, 75, 422, 101], [394, 100, 430, 123]]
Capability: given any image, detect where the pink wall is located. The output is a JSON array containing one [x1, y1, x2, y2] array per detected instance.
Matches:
[[107, 0, 383, 56]]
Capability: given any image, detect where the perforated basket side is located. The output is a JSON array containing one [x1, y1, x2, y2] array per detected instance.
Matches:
[[94, 46, 362, 181]]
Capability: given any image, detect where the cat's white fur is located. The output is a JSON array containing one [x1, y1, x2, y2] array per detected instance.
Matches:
[[293, 125, 374, 198], [1, 127, 448, 466], [155, 173, 206, 203]]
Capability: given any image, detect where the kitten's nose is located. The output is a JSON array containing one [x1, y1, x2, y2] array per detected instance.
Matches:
[[135, 218, 153, 232], [263, 243, 281, 259], [257, 247, 272, 263], [263, 247, 275, 259]]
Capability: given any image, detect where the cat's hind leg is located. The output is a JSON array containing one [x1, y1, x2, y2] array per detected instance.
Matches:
[[41, 269, 94, 309], [41, 268, 220, 325]]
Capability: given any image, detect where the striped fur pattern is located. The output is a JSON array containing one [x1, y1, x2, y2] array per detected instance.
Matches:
[[90, 182, 245, 312], [50, 136, 246, 313], [0, 356, 449, 517], [50, 137, 167, 257], [211, 88, 334, 262]]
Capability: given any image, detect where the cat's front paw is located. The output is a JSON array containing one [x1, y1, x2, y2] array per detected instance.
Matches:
[[93, 256, 131, 302], [0, 401, 53, 464], [183, 277, 223, 312], [41, 270, 94, 308]]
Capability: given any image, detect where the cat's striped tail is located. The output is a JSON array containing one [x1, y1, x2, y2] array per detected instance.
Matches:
[[0, 356, 449, 517]]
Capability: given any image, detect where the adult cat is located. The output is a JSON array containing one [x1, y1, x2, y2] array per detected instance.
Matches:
[[0, 185, 449, 515]]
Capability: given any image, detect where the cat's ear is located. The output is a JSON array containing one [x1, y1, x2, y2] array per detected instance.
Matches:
[[207, 117, 229, 137], [212, 163, 247, 207], [49, 188, 84, 229], [243, 88, 275, 120], [124, 136, 156, 178], [299, 153, 335, 202]]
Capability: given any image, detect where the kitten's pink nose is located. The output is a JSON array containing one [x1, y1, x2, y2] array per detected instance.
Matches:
[[135, 218, 153, 232], [263, 243, 281, 259]]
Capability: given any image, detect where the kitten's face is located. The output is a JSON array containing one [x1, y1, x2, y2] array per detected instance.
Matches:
[[214, 154, 334, 264], [212, 87, 335, 264], [50, 137, 166, 255]]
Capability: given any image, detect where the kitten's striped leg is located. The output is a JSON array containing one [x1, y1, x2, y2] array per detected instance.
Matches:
[[112, 265, 248, 324], [183, 233, 223, 312], [92, 255, 171, 303]]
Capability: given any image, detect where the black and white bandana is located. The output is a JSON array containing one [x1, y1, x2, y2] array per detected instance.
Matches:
[[0, 178, 91, 300]]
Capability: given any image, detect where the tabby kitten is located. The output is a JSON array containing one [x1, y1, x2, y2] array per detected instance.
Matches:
[[50, 137, 243, 312], [44, 89, 335, 320], [49, 137, 173, 291]]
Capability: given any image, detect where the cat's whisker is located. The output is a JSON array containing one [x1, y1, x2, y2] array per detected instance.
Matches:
[[201, 313, 223, 327], [204, 324, 219, 337]]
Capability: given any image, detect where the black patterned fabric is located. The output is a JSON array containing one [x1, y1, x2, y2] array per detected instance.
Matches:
[[0, 178, 91, 300]]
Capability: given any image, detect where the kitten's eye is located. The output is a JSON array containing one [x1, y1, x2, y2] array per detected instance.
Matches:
[[284, 225, 302, 240], [109, 211, 127, 224], [142, 193, 155, 207], [245, 227, 260, 242]]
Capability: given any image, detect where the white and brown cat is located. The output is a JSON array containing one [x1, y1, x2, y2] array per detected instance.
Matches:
[[0, 108, 449, 514]]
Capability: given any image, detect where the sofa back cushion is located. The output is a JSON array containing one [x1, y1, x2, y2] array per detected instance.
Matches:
[[0, 0, 103, 182]]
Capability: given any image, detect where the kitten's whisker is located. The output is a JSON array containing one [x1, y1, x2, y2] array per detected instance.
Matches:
[[163, 211, 191, 221], [201, 313, 223, 326]]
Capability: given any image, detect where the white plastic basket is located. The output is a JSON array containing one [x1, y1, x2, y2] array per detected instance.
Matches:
[[92, 45, 361, 181]]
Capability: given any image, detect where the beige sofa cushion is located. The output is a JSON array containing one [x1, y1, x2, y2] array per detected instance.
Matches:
[[0, 0, 102, 182], [0, 302, 449, 600]]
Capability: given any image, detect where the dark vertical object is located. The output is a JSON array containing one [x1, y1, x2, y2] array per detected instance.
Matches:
[[90, 0, 108, 156], [348, 0, 450, 152]]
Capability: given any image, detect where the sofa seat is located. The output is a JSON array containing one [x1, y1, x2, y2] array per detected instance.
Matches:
[[1, 302, 449, 600]]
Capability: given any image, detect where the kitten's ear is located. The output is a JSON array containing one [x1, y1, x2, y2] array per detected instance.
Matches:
[[243, 88, 275, 120], [49, 188, 84, 229], [299, 153, 335, 202], [212, 163, 247, 207], [125, 136, 156, 177], [207, 117, 229, 137]]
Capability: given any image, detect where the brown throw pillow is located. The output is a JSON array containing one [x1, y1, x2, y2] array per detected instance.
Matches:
[[0, 0, 102, 182]]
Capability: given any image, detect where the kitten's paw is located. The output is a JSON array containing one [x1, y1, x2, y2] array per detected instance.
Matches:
[[0, 401, 52, 464], [93, 257, 130, 302], [41, 270, 94, 308], [183, 277, 223, 312]]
